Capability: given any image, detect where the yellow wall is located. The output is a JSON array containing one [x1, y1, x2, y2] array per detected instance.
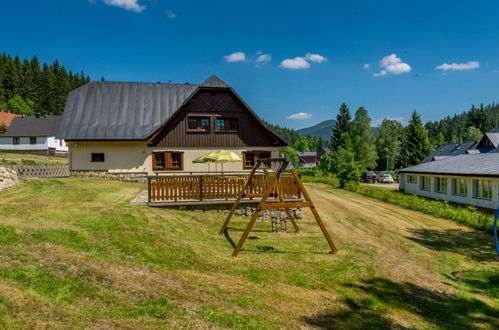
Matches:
[[68, 141, 279, 174]]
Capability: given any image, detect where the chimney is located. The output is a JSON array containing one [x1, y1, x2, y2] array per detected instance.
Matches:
[[458, 138, 463, 146]]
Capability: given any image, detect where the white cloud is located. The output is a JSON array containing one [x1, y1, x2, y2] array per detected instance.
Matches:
[[256, 54, 272, 63], [102, 0, 146, 12], [374, 54, 411, 76], [280, 57, 310, 70], [166, 10, 177, 19], [363, 63, 370, 69], [287, 112, 312, 120], [224, 52, 246, 62], [435, 61, 479, 71], [305, 53, 327, 63]]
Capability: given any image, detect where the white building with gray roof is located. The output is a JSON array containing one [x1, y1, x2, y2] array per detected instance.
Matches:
[[399, 137, 499, 209]]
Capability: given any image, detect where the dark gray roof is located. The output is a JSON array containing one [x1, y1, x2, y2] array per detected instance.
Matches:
[[485, 132, 499, 148], [298, 152, 317, 157], [58, 81, 199, 140], [201, 75, 230, 88], [5, 116, 62, 137], [421, 141, 477, 163], [400, 153, 499, 177]]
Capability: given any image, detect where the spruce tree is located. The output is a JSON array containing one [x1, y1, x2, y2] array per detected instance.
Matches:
[[352, 107, 378, 170], [404, 111, 432, 166], [330, 103, 352, 152]]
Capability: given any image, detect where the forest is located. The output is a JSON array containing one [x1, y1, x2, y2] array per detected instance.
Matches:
[[0, 53, 90, 116]]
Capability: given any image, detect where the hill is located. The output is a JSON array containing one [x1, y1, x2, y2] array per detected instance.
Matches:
[[297, 119, 337, 139]]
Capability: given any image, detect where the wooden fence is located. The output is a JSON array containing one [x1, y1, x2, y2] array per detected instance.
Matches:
[[148, 174, 301, 203]]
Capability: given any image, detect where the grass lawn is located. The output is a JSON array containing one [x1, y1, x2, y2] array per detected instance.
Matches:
[[0, 152, 68, 165], [0, 178, 497, 328]]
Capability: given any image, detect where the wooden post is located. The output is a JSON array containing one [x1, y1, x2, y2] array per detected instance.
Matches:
[[218, 167, 257, 235], [290, 169, 337, 253], [232, 169, 281, 257], [199, 176, 204, 201], [147, 177, 152, 203]]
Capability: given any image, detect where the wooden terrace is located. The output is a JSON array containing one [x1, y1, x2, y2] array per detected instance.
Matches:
[[147, 171, 302, 206]]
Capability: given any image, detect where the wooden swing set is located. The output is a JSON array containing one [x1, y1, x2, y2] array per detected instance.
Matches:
[[219, 158, 338, 257]]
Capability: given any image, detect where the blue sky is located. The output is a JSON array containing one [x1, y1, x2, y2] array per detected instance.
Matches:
[[1, 0, 499, 129]]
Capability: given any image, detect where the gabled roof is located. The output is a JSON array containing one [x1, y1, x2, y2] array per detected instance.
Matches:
[[4, 116, 62, 137], [201, 75, 230, 88], [0, 112, 21, 127], [58, 75, 286, 145], [421, 141, 477, 163], [400, 153, 499, 177], [58, 81, 198, 140]]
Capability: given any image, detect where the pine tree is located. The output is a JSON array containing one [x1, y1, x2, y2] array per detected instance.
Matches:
[[330, 103, 352, 152], [434, 132, 446, 148], [404, 111, 432, 166], [352, 107, 378, 170], [464, 126, 482, 142]]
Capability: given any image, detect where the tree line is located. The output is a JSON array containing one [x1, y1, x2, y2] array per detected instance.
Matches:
[[0, 53, 90, 116]]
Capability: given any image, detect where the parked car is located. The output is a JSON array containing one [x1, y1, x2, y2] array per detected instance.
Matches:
[[378, 173, 394, 183], [361, 171, 377, 183]]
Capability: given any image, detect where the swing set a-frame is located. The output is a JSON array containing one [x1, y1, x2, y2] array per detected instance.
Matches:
[[219, 158, 338, 257]]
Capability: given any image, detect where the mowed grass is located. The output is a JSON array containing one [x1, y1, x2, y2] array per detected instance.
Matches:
[[0, 152, 68, 165], [0, 178, 497, 328]]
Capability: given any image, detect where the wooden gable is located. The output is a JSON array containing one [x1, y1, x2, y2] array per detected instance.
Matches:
[[150, 88, 286, 148]]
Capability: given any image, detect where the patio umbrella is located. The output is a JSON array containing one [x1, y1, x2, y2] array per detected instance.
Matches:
[[192, 152, 212, 172], [194, 150, 242, 172]]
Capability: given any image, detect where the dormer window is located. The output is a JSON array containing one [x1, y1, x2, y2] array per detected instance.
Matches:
[[187, 116, 210, 132]]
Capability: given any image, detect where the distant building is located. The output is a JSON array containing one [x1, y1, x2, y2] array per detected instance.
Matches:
[[0, 115, 68, 155], [0, 111, 21, 131], [297, 147, 330, 168], [399, 127, 499, 209]]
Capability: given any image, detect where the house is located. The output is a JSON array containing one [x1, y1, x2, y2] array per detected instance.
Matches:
[[57, 75, 287, 181], [0, 111, 21, 129], [297, 147, 330, 168], [399, 128, 499, 209], [0, 115, 68, 155], [421, 127, 499, 163]]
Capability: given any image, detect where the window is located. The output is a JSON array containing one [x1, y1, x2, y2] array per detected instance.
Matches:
[[29, 137, 36, 145], [473, 180, 492, 200], [452, 178, 468, 196], [215, 117, 239, 132], [187, 116, 210, 132], [153, 152, 183, 171], [91, 153, 105, 162], [420, 176, 431, 191], [12, 137, 20, 145], [243, 151, 271, 169], [435, 177, 448, 194], [407, 175, 417, 184]]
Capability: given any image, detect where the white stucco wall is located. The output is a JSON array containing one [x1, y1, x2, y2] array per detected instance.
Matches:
[[68, 141, 279, 175], [0, 136, 67, 153], [400, 173, 499, 209]]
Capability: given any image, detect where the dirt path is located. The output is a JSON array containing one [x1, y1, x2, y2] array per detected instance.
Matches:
[[304, 183, 497, 294]]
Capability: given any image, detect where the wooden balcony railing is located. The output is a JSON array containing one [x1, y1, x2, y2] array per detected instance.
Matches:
[[148, 173, 301, 203]]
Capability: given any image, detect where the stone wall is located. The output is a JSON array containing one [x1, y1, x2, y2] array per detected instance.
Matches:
[[0, 167, 18, 191], [71, 170, 147, 183], [1, 165, 69, 178]]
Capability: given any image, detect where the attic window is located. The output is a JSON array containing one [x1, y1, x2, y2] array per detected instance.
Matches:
[[216, 117, 239, 132], [187, 116, 210, 132]]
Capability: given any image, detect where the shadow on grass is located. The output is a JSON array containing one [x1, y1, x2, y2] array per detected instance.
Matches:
[[303, 277, 499, 329], [222, 229, 331, 255], [405, 228, 497, 262]]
